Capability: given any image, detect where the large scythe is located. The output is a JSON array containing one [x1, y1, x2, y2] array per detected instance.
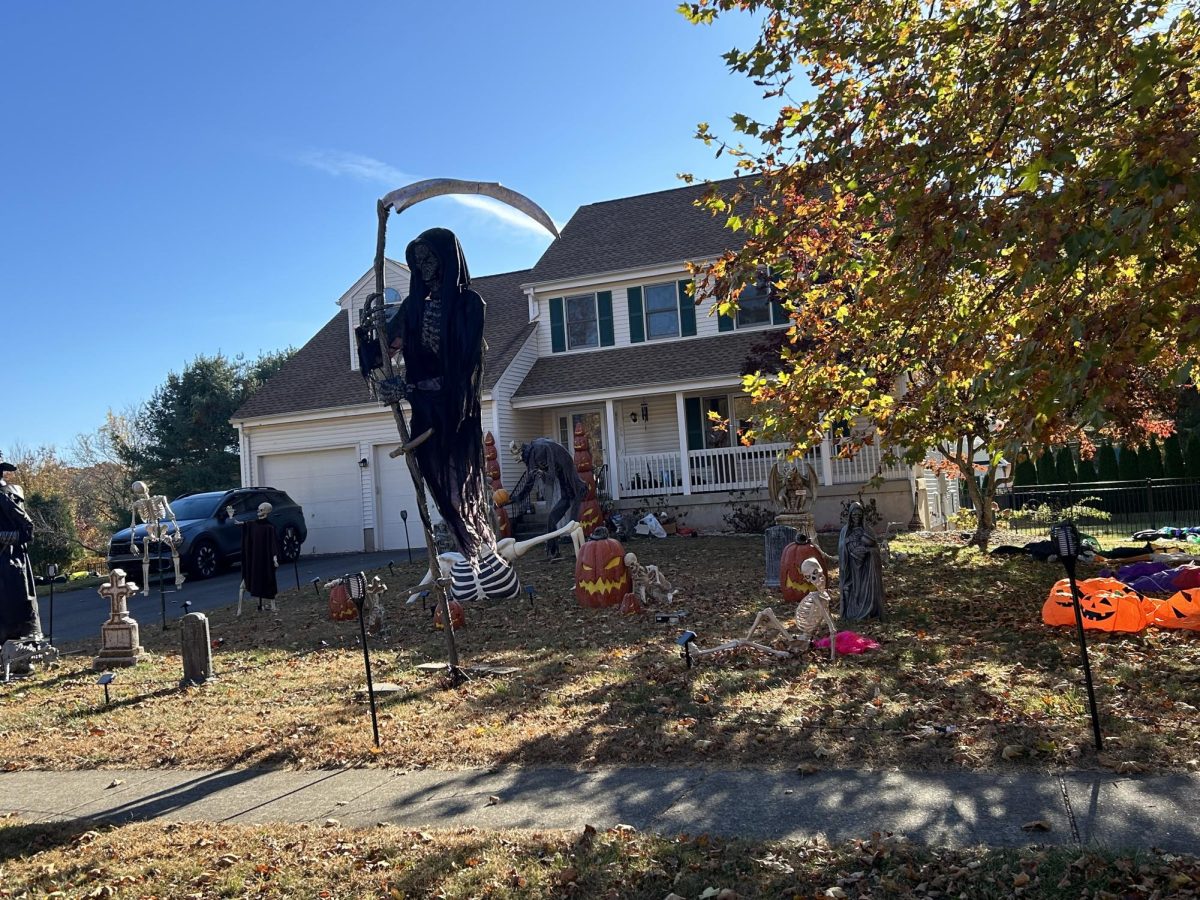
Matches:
[[369, 179, 558, 682]]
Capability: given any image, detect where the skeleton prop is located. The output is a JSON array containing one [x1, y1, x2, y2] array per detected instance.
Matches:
[[408, 520, 584, 606], [129, 481, 185, 596], [624, 552, 677, 608], [506, 439, 588, 558], [235, 502, 280, 616]]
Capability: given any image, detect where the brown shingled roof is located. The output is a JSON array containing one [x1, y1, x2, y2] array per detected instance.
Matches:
[[232, 269, 534, 421], [512, 330, 774, 400], [527, 178, 752, 285]]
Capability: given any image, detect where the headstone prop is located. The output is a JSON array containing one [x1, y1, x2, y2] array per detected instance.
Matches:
[[763, 524, 798, 587], [484, 432, 511, 539], [508, 438, 589, 558], [357, 179, 559, 681], [345, 572, 380, 747], [1051, 519, 1104, 752], [129, 482, 185, 630], [838, 501, 886, 621], [180, 612, 215, 686], [575, 528, 631, 608], [233, 502, 280, 615], [572, 423, 605, 537], [94, 569, 146, 670]]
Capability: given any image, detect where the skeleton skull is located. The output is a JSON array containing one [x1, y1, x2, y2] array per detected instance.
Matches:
[[257, 502, 272, 519], [131, 480, 149, 498], [801, 557, 825, 591]]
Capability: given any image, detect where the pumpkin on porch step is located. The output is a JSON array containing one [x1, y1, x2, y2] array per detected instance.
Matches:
[[575, 531, 631, 608]]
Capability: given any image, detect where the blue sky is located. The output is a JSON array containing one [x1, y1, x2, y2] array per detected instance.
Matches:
[[0, 1, 775, 454]]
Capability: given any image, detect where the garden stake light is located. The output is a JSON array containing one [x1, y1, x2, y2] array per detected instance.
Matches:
[[96, 671, 115, 706], [1051, 519, 1104, 751], [346, 572, 380, 747], [400, 510, 412, 564]]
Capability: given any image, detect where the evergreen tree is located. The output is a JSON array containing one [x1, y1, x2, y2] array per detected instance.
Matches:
[[1076, 456, 1098, 482], [1118, 445, 1142, 481], [1186, 433, 1200, 478], [1012, 449, 1039, 486], [1165, 434, 1187, 478], [1143, 435, 1166, 479], [1055, 447, 1077, 484], [1097, 443, 1120, 481], [1036, 449, 1058, 485]]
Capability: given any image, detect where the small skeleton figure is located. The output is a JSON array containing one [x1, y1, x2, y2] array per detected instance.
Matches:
[[623, 552, 676, 608], [364, 575, 387, 636], [683, 609, 799, 662], [130, 481, 185, 596], [794, 557, 838, 661]]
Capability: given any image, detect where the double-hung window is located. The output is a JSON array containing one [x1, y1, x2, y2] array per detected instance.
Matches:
[[565, 293, 599, 350], [643, 282, 680, 339], [736, 286, 773, 327], [549, 291, 614, 353], [629, 279, 696, 343]]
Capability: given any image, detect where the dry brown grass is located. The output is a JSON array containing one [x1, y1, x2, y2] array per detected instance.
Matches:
[[1, 535, 1197, 773], [1, 816, 1196, 899]]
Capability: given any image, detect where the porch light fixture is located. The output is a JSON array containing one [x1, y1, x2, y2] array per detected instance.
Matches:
[[629, 411, 639, 424], [359, 457, 369, 469]]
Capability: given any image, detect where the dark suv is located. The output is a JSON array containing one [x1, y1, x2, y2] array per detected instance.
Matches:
[[107, 488, 307, 580]]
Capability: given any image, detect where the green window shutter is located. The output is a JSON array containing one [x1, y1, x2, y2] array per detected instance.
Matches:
[[549, 297, 565, 353], [627, 287, 645, 343], [718, 310, 735, 332], [685, 397, 704, 451], [677, 279, 697, 337], [771, 299, 789, 325], [597, 290, 615, 347]]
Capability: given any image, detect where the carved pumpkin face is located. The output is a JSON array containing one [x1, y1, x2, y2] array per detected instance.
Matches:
[[780, 541, 828, 602], [434, 599, 466, 630], [575, 537, 631, 608], [1151, 589, 1200, 630], [328, 583, 357, 622], [619, 591, 644, 615], [1042, 578, 1148, 632]]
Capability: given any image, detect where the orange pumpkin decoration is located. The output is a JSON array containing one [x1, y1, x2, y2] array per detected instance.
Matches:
[[434, 599, 466, 630], [328, 582, 357, 621], [619, 592, 644, 615], [494, 489, 510, 506], [1042, 578, 1148, 633], [1150, 588, 1200, 630], [780, 539, 828, 602], [575, 534, 631, 608]]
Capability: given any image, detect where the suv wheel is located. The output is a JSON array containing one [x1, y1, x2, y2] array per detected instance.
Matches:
[[189, 538, 221, 580], [280, 524, 302, 562]]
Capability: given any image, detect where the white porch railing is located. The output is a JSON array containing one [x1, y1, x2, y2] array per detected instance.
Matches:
[[689, 442, 796, 493], [620, 452, 683, 497], [830, 440, 911, 484]]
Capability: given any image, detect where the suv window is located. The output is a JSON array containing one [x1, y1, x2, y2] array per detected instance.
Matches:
[[226, 492, 265, 517]]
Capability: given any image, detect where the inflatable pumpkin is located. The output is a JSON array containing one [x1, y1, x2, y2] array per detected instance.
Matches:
[[434, 599, 466, 630], [780, 539, 828, 602], [328, 582, 357, 622], [1042, 578, 1147, 633], [575, 535, 631, 608], [1151, 588, 1200, 630]]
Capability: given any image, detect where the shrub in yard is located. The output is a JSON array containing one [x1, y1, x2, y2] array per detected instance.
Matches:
[[1143, 435, 1166, 479], [1097, 442, 1120, 481], [1118, 445, 1142, 481], [1012, 449, 1039, 486], [723, 501, 776, 534], [1186, 432, 1200, 478], [1054, 446, 1077, 484], [1076, 455, 1098, 482], [1165, 434, 1187, 478], [1036, 449, 1057, 485]]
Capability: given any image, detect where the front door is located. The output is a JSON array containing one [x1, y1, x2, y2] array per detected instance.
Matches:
[[558, 409, 606, 494]]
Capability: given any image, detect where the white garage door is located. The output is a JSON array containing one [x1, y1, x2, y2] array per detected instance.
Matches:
[[374, 443, 440, 551], [259, 448, 362, 555]]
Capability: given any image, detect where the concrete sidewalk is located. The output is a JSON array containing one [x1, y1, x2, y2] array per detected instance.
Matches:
[[2, 766, 1197, 851]]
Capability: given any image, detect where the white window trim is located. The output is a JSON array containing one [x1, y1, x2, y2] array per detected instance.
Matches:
[[642, 281, 681, 342], [565, 291, 600, 351]]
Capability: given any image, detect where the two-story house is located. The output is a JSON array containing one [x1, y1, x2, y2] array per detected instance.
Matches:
[[231, 180, 923, 556]]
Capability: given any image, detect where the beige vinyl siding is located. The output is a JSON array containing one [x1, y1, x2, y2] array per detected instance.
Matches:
[[489, 330, 540, 486], [616, 396, 680, 457]]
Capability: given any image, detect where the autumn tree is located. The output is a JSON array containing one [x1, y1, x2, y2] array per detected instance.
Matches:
[[683, 0, 1199, 545]]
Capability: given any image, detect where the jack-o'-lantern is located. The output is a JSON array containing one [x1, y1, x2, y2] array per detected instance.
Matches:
[[575, 535, 631, 608], [434, 599, 466, 630], [620, 592, 644, 615], [493, 489, 510, 507], [328, 582, 357, 621], [1042, 578, 1147, 632], [1151, 589, 1200, 630], [780, 539, 828, 602]]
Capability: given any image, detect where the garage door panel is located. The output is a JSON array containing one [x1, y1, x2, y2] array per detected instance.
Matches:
[[374, 444, 440, 551], [259, 449, 362, 556]]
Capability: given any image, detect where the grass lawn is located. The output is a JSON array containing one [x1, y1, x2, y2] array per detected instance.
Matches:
[[1, 817, 1197, 899], [1, 535, 1197, 773]]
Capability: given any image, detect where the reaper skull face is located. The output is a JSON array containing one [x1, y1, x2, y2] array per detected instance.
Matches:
[[410, 240, 440, 286], [132, 481, 149, 498], [257, 502, 272, 519], [801, 558, 825, 591]]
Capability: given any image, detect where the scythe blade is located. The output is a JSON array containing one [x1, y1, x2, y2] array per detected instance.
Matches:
[[379, 178, 560, 238]]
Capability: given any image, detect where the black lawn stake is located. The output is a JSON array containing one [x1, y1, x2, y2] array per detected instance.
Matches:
[[346, 572, 381, 747], [1051, 520, 1104, 752], [293, 558, 300, 592], [387, 560, 396, 578], [45, 564, 60, 644], [96, 671, 115, 705], [400, 510, 412, 564], [525, 584, 536, 611], [310, 577, 321, 597], [677, 631, 697, 669]]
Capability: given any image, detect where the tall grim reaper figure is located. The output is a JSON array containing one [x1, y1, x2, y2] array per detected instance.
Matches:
[[382, 228, 492, 558]]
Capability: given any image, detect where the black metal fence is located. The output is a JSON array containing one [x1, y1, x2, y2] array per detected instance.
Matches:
[[991, 478, 1200, 539]]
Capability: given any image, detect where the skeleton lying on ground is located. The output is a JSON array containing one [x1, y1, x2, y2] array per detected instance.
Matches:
[[408, 520, 585, 605], [130, 480, 185, 596], [624, 551, 676, 607], [683, 558, 838, 663]]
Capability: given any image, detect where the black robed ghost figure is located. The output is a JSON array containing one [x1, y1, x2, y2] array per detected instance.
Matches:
[[384, 228, 493, 559]]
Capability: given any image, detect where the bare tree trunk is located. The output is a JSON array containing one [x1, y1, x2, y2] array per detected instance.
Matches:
[[943, 434, 998, 550]]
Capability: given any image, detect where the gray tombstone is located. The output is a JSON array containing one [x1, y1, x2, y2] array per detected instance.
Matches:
[[180, 612, 215, 686], [763, 524, 798, 587]]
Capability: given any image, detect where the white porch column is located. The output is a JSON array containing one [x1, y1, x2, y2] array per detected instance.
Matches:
[[820, 433, 835, 486], [604, 398, 620, 501], [675, 391, 692, 495]]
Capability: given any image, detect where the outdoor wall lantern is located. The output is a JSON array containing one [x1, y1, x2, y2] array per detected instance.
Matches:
[[629, 411, 639, 424], [359, 457, 369, 469], [640, 400, 650, 422]]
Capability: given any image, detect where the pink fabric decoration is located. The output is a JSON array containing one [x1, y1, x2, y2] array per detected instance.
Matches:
[[813, 630, 880, 654]]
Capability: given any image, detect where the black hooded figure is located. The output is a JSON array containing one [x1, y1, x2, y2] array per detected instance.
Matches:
[[386, 228, 494, 559], [0, 466, 40, 643]]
